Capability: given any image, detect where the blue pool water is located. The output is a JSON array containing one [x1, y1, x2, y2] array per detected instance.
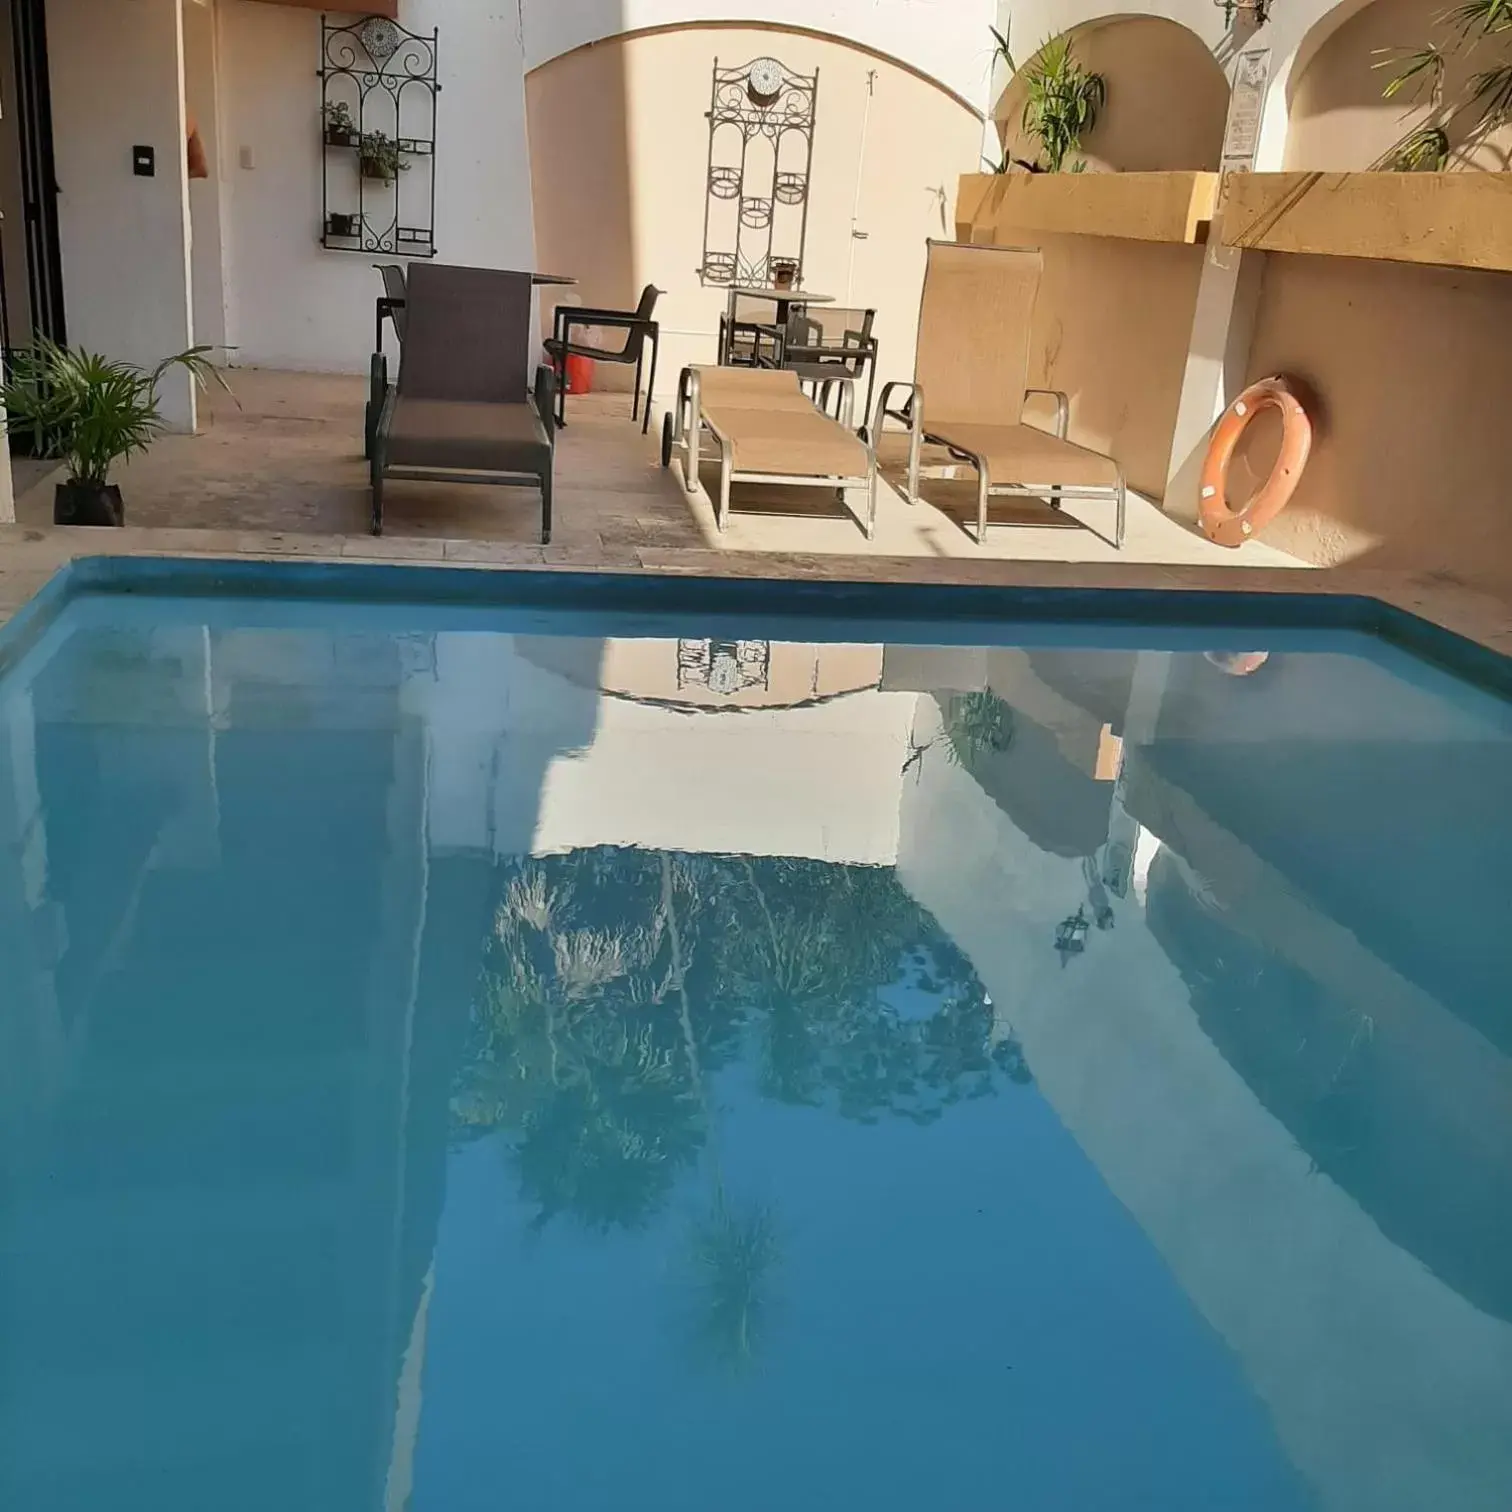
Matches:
[[2, 575, 1510, 1512]]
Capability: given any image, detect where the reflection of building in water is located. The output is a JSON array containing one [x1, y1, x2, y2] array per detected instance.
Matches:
[[677, 637, 769, 696], [519, 634, 881, 711], [413, 634, 904, 863], [6, 613, 1512, 1512], [896, 648, 1512, 1512], [0, 623, 504, 1511]]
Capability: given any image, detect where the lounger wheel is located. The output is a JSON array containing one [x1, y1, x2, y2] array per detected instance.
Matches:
[[660, 411, 674, 468]]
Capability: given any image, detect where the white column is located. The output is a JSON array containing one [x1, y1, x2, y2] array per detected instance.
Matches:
[[46, 0, 196, 430], [1162, 24, 1289, 521], [0, 407, 14, 523]]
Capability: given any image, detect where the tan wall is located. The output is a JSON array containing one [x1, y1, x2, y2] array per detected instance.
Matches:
[[997, 17, 1228, 173], [1286, 0, 1512, 171], [1235, 252, 1512, 587], [525, 27, 982, 399], [981, 228, 1206, 499]]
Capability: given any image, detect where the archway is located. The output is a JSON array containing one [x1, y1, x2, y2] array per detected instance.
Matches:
[[996, 15, 1229, 173]]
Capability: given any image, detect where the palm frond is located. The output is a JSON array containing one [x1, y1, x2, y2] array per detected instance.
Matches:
[[1373, 44, 1446, 104], [1469, 61, 1512, 131], [1389, 123, 1453, 170], [1444, 0, 1512, 38], [989, 23, 1016, 73]]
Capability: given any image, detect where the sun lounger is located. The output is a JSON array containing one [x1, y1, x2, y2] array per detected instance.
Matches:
[[873, 240, 1125, 548], [661, 365, 877, 538], [369, 263, 556, 541]]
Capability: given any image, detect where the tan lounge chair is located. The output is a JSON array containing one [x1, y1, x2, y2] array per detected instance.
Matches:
[[370, 263, 556, 540], [873, 241, 1125, 548], [662, 365, 878, 538]]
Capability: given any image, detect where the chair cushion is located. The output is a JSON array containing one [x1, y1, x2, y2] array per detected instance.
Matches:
[[923, 421, 1120, 489], [386, 397, 550, 474], [702, 402, 869, 479]]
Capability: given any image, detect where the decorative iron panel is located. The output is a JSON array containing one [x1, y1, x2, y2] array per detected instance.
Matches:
[[319, 14, 438, 257], [700, 57, 817, 288]]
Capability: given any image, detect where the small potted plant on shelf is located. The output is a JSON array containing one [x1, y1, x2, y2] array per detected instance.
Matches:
[[358, 129, 408, 184], [0, 340, 229, 527], [327, 211, 360, 238], [323, 100, 357, 147]]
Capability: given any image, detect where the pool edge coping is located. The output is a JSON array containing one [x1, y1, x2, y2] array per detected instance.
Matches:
[[1, 529, 1510, 696]]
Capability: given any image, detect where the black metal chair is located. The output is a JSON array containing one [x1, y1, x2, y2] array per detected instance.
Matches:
[[543, 284, 662, 432], [781, 306, 878, 434], [719, 293, 785, 369]]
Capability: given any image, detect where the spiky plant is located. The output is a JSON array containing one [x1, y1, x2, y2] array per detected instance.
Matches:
[[0, 340, 226, 484], [1020, 36, 1107, 173], [1375, 0, 1512, 169]]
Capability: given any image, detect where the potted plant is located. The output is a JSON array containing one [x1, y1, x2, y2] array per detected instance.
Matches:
[[322, 100, 357, 147], [1020, 35, 1106, 173], [0, 340, 228, 527], [327, 210, 360, 239], [358, 129, 408, 184]]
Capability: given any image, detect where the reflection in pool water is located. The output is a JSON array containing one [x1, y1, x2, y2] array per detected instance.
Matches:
[[1, 600, 1509, 1512]]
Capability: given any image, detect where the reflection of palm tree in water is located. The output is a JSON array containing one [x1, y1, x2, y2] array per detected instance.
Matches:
[[453, 848, 1029, 1361], [662, 854, 781, 1374]]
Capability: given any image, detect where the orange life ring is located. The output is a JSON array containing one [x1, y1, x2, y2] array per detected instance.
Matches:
[[1199, 377, 1312, 548]]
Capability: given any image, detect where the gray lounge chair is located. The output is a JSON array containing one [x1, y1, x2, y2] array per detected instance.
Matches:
[[369, 263, 556, 541], [365, 263, 409, 459]]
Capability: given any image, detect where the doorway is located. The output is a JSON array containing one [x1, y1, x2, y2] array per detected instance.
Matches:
[[0, 0, 66, 356]]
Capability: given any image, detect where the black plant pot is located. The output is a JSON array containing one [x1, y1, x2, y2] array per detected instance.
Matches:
[[54, 480, 124, 527], [328, 212, 360, 238]]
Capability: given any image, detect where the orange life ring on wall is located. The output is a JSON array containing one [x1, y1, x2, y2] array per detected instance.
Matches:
[[1199, 377, 1312, 548]]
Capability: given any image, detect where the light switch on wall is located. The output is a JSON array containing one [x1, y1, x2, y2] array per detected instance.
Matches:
[[238, 145, 255, 170]]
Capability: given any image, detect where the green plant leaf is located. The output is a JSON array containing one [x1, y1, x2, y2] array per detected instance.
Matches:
[[0, 340, 233, 485], [1445, 0, 1512, 38], [1374, 44, 1447, 103]]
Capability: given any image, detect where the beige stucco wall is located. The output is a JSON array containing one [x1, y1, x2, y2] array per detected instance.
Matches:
[[1234, 252, 1512, 586], [1285, 0, 1512, 170], [525, 26, 983, 400], [996, 16, 1229, 173]]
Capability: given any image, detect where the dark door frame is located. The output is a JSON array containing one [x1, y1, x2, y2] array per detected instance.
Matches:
[[8, 0, 65, 349]]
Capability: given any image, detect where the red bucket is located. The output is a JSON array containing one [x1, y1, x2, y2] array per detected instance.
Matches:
[[563, 354, 594, 395]]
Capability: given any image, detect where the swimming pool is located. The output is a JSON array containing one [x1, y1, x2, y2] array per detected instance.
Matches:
[[1, 561, 1509, 1511]]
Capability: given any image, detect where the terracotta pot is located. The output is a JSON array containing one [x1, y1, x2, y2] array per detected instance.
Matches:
[[54, 480, 124, 528]]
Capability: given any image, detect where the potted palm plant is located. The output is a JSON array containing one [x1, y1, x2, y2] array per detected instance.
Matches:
[[0, 340, 227, 527], [1020, 35, 1107, 173]]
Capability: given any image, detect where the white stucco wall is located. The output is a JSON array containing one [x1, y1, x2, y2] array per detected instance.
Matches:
[[184, 0, 227, 353], [407, 633, 912, 865], [214, 0, 535, 373], [521, 0, 999, 111], [47, 0, 196, 430]]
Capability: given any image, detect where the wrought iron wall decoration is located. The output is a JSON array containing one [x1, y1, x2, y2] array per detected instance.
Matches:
[[319, 14, 438, 257], [677, 638, 771, 696], [700, 56, 817, 288]]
